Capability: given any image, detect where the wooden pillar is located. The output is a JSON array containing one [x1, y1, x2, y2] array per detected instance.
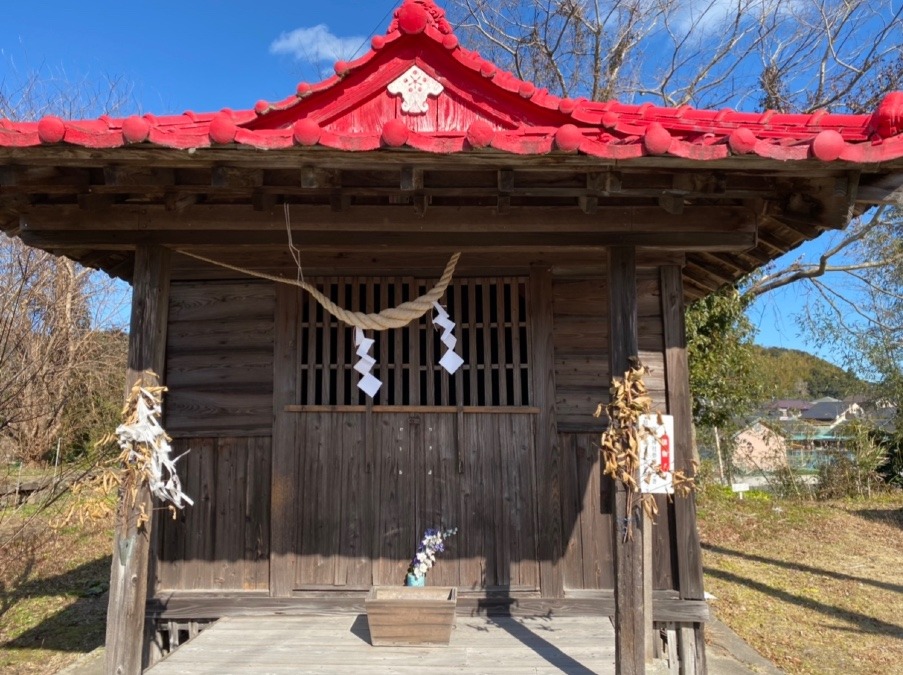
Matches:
[[661, 265, 707, 674], [105, 245, 171, 675], [608, 247, 645, 674], [529, 265, 563, 598], [270, 284, 300, 596]]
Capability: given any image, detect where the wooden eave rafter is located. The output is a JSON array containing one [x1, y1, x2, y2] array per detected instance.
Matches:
[[0, 151, 876, 299]]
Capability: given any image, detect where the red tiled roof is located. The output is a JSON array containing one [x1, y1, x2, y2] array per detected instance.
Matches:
[[2, 0, 902, 163]]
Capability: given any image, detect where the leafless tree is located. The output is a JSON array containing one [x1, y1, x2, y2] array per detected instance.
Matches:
[[0, 239, 127, 464], [0, 59, 133, 466], [449, 0, 903, 112]]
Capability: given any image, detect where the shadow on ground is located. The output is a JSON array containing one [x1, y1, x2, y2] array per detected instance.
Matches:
[[0, 555, 109, 653], [852, 506, 903, 531], [703, 547, 903, 641]]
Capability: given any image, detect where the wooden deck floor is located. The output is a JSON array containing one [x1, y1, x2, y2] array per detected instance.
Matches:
[[146, 614, 618, 674]]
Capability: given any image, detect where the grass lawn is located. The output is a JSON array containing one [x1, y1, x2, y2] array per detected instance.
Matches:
[[0, 496, 110, 674], [699, 486, 903, 675]]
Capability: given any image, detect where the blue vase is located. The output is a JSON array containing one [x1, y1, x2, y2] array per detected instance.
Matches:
[[405, 572, 425, 587]]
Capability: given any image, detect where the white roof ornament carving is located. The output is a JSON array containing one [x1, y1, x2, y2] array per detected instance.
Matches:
[[387, 65, 444, 115]]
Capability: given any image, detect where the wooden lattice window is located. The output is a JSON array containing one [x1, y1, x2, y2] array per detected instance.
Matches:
[[297, 277, 530, 406]]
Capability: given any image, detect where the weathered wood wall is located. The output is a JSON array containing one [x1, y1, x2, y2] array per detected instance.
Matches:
[[155, 262, 678, 598], [155, 437, 271, 592], [280, 410, 540, 592], [165, 281, 274, 436]]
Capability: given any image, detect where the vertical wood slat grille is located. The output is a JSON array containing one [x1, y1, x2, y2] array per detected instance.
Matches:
[[297, 277, 530, 406]]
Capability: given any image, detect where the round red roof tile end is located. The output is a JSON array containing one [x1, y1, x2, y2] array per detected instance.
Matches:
[[811, 129, 845, 161], [602, 112, 619, 129], [555, 124, 583, 153], [37, 116, 66, 144], [728, 128, 757, 155], [382, 119, 410, 147], [122, 116, 151, 144], [209, 114, 238, 145], [558, 99, 577, 115], [293, 119, 322, 146], [643, 123, 672, 156], [466, 120, 495, 149]]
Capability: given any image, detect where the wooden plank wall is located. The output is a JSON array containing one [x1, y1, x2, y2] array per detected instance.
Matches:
[[286, 411, 540, 593], [156, 437, 272, 592], [165, 281, 275, 436], [554, 267, 676, 593]]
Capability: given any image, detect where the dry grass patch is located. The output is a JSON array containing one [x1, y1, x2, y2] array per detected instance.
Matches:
[[0, 509, 111, 674], [698, 486, 903, 675]]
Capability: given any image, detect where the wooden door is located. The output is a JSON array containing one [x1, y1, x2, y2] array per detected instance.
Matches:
[[273, 277, 541, 594]]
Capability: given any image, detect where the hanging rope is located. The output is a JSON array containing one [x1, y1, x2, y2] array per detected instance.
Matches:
[[177, 250, 461, 331]]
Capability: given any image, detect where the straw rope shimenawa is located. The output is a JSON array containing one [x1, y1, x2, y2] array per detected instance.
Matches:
[[177, 250, 461, 331]]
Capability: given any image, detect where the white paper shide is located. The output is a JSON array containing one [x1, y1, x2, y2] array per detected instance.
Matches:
[[432, 302, 464, 374], [638, 414, 675, 494], [355, 327, 383, 398]]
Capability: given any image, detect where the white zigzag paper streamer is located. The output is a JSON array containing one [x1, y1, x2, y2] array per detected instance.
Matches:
[[354, 327, 382, 398], [432, 302, 464, 374]]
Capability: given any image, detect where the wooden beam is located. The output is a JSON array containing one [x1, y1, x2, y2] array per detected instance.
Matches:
[[19, 203, 757, 233], [658, 194, 685, 215], [497, 170, 513, 214], [400, 167, 423, 191], [608, 246, 645, 675], [147, 590, 709, 622], [529, 265, 563, 599], [19, 228, 759, 253], [211, 166, 263, 189], [105, 245, 171, 675], [856, 173, 903, 205], [661, 265, 707, 674]]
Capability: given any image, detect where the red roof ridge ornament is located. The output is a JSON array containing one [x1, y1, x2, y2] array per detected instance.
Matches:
[[388, 65, 444, 114], [390, 0, 452, 36]]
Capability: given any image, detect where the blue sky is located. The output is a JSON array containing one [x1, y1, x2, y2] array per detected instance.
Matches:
[[0, 1, 840, 364]]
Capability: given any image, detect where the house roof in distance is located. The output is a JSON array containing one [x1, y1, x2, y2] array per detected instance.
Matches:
[[1, 0, 902, 165]]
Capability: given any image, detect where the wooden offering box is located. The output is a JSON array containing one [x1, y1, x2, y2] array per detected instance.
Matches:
[[365, 586, 457, 647]]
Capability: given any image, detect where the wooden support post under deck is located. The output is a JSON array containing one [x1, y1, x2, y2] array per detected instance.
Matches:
[[105, 245, 171, 675], [608, 246, 645, 675], [661, 265, 707, 674]]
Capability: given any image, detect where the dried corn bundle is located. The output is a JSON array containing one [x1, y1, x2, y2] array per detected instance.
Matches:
[[595, 358, 695, 539]]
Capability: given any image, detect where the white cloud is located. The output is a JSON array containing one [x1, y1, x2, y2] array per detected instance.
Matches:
[[269, 25, 366, 63]]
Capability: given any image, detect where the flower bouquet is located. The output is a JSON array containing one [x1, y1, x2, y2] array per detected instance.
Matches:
[[405, 526, 457, 586]]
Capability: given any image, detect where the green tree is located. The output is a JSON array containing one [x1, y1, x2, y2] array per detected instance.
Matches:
[[686, 287, 762, 428]]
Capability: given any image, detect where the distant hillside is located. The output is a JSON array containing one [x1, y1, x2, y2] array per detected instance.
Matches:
[[751, 346, 867, 401]]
